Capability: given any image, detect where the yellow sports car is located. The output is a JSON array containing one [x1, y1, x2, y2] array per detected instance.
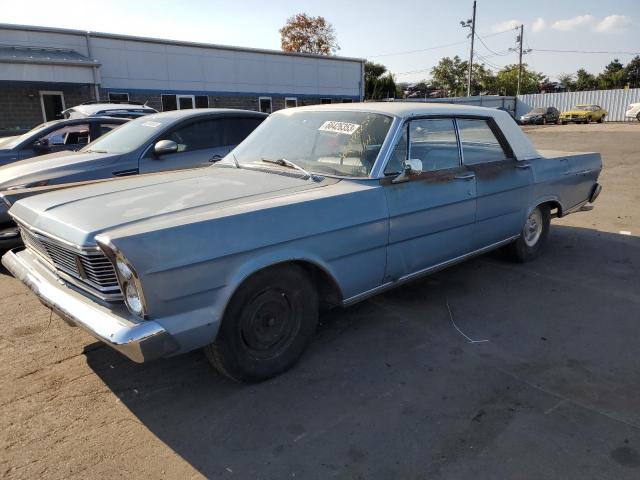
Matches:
[[560, 104, 607, 124]]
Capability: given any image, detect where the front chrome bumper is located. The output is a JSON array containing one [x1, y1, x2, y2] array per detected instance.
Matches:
[[2, 248, 178, 362]]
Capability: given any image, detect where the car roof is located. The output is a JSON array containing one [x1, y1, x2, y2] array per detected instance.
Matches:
[[65, 103, 158, 116], [140, 108, 268, 121], [277, 101, 510, 120]]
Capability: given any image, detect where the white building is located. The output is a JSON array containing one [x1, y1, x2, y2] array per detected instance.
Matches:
[[0, 23, 364, 131]]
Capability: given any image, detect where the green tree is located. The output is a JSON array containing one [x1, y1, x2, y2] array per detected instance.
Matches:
[[493, 64, 545, 96], [430, 56, 468, 97], [624, 55, 640, 88], [597, 58, 627, 89], [558, 73, 576, 92], [364, 62, 401, 99], [575, 68, 598, 91]]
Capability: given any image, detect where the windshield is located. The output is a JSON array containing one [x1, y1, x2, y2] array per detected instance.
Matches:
[[224, 110, 393, 177], [0, 121, 58, 149], [530, 108, 546, 114], [576, 105, 595, 111], [81, 116, 164, 154]]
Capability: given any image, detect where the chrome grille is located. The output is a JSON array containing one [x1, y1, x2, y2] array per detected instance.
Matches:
[[19, 225, 122, 300]]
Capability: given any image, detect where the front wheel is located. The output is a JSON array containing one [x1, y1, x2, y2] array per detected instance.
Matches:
[[204, 264, 318, 382], [505, 205, 551, 263]]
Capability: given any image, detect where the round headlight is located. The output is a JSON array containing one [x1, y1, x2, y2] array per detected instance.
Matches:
[[116, 259, 133, 280], [125, 282, 143, 316]]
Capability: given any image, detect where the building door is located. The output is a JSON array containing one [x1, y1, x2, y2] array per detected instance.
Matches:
[[39, 91, 65, 121]]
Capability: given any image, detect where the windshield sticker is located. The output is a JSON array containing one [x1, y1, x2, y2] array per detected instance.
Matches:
[[318, 121, 361, 135], [141, 121, 161, 128]]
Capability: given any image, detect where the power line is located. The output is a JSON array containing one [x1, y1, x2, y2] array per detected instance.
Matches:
[[530, 48, 640, 55], [475, 32, 512, 57], [366, 28, 514, 58]]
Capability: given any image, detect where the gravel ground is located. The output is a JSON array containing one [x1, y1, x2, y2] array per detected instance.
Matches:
[[1, 123, 639, 479]]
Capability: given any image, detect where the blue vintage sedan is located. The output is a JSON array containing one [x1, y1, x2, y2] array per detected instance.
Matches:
[[2, 103, 602, 382]]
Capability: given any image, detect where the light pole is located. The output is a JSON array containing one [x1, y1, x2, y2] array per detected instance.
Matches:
[[509, 24, 532, 96], [460, 0, 476, 97]]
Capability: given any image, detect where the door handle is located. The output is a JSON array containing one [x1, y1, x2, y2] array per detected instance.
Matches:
[[515, 162, 531, 169], [454, 172, 475, 181], [209, 154, 223, 163]]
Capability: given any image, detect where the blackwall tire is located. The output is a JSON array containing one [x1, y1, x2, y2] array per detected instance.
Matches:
[[204, 264, 318, 383]]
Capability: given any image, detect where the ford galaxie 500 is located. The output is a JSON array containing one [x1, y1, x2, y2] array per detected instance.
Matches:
[[2, 103, 602, 382]]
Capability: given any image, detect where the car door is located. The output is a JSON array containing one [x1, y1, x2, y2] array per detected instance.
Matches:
[[138, 117, 230, 174], [382, 117, 477, 281], [457, 117, 533, 249]]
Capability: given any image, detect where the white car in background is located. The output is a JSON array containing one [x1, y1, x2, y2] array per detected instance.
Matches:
[[63, 101, 158, 119], [625, 103, 640, 122]]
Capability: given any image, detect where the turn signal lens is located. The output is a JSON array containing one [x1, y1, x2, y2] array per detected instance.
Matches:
[[125, 281, 143, 316]]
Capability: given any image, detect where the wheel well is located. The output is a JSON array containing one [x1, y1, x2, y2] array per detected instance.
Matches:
[[292, 260, 343, 309], [539, 200, 562, 218], [230, 260, 343, 312]]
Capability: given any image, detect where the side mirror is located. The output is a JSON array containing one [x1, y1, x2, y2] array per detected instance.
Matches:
[[153, 139, 178, 157], [33, 139, 50, 153], [392, 158, 422, 184]]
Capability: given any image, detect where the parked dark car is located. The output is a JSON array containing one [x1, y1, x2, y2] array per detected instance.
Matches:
[[0, 117, 129, 166], [0, 108, 267, 248], [519, 107, 560, 125]]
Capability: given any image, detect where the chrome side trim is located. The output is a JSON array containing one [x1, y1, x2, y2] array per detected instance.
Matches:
[[342, 236, 519, 307]]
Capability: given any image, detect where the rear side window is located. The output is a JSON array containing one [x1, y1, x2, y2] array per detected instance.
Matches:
[[457, 119, 509, 165], [222, 118, 264, 146]]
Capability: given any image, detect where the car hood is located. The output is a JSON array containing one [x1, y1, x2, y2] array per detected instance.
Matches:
[[10, 166, 335, 246], [0, 151, 122, 189]]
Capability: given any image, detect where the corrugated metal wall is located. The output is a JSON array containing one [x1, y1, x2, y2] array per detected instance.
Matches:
[[518, 88, 640, 122]]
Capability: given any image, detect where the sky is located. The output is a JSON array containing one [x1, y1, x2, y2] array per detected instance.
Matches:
[[1, 0, 638, 83]]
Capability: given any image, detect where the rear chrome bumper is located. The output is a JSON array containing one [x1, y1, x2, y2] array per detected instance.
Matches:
[[589, 183, 602, 203], [2, 248, 178, 362]]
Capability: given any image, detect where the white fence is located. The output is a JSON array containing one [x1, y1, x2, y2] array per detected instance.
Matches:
[[518, 88, 640, 122]]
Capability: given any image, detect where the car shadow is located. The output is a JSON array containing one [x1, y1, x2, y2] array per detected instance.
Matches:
[[58, 225, 640, 477]]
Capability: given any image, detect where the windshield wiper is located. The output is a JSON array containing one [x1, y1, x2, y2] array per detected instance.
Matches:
[[260, 157, 318, 181], [84, 149, 108, 153]]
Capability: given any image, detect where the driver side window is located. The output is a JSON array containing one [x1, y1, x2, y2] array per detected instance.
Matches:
[[160, 120, 223, 154], [384, 118, 460, 175]]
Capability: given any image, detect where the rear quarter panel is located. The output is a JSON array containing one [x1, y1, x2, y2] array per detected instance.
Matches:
[[531, 150, 602, 213]]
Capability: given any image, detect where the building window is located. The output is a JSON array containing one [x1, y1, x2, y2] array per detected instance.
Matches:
[[285, 97, 297, 108], [161, 94, 208, 111], [321, 98, 332, 104], [195, 95, 209, 108], [342, 98, 353, 103], [108, 92, 129, 103], [259, 97, 272, 114], [177, 95, 195, 110], [161, 94, 178, 111], [39, 91, 65, 122]]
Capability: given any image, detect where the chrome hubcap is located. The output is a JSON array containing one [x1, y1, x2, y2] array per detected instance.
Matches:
[[523, 208, 543, 247]]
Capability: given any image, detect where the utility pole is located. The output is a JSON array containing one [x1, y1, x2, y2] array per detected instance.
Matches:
[[460, 1, 476, 97], [516, 24, 524, 96]]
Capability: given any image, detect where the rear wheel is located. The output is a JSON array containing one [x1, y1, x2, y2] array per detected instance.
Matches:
[[204, 264, 318, 382], [506, 205, 551, 263], [597, 115, 604, 123], [637, 113, 640, 122]]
